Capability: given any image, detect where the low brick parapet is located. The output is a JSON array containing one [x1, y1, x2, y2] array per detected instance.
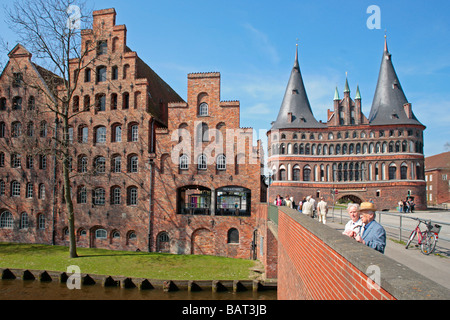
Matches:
[[277, 206, 450, 300]]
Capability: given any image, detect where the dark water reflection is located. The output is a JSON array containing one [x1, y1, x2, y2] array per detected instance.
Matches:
[[0, 279, 277, 300]]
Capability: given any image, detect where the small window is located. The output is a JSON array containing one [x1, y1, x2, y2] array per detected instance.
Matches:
[[199, 103, 208, 116], [179, 154, 189, 170], [12, 96, 22, 110], [38, 214, 45, 230], [95, 229, 107, 239], [198, 154, 207, 170], [217, 154, 226, 171], [128, 155, 138, 173], [95, 126, 107, 144], [84, 68, 91, 82], [0, 211, 13, 229], [13, 73, 23, 88], [227, 228, 239, 244], [20, 212, 28, 229], [77, 186, 87, 204], [93, 188, 106, 205], [96, 66, 107, 83], [97, 41, 107, 56], [127, 187, 138, 206], [95, 94, 106, 112], [111, 66, 118, 80]]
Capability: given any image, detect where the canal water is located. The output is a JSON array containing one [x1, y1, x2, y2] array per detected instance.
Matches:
[[0, 279, 277, 300]]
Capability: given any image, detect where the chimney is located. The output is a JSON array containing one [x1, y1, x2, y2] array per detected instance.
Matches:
[[403, 103, 412, 119]]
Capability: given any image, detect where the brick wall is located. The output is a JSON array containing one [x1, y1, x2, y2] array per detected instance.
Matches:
[[276, 206, 450, 300]]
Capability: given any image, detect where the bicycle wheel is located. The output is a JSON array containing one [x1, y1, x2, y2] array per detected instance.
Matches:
[[405, 230, 417, 249], [420, 232, 437, 255]]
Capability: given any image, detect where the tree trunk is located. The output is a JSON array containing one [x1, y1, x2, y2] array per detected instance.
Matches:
[[62, 113, 78, 258]]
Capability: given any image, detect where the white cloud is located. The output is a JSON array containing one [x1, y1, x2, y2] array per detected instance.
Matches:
[[243, 23, 280, 65]]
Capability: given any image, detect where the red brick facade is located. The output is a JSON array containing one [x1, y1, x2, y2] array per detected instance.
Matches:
[[425, 151, 450, 205], [151, 72, 264, 258], [0, 44, 60, 244]]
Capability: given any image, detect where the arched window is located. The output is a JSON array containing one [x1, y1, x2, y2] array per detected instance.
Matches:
[[20, 212, 28, 229], [40, 121, 48, 137], [0, 97, 6, 110], [28, 96, 35, 110], [111, 186, 121, 205], [96, 229, 107, 239], [279, 166, 286, 181], [11, 181, 21, 197], [111, 66, 118, 80], [303, 165, 311, 182], [122, 92, 130, 109], [94, 156, 106, 174], [179, 154, 189, 170], [77, 186, 87, 204], [197, 154, 207, 170], [37, 214, 45, 230], [217, 154, 226, 171], [227, 228, 239, 244], [96, 66, 107, 83], [199, 102, 208, 116], [112, 154, 122, 173], [401, 163, 408, 180], [12, 96, 22, 110], [11, 121, 21, 138], [0, 211, 13, 229], [95, 126, 106, 144], [128, 154, 138, 173], [112, 123, 122, 142], [127, 186, 138, 206], [95, 93, 106, 111], [93, 188, 106, 205], [389, 163, 396, 180], [280, 143, 286, 155], [293, 165, 301, 181], [129, 123, 138, 142], [38, 184, 46, 200]]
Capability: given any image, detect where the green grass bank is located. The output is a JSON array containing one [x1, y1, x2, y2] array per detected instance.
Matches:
[[0, 243, 261, 280]]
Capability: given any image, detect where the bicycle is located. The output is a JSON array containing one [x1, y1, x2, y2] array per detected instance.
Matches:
[[405, 217, 441, 255]]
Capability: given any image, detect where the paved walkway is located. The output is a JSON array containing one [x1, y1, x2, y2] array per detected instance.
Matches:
[[322, 210, 450, 291]]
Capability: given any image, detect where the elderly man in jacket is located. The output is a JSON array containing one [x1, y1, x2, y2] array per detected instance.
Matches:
[[355, 202, 386, 254]]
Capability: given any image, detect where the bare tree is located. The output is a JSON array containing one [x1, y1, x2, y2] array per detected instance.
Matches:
[[4, 0, 96, 258]]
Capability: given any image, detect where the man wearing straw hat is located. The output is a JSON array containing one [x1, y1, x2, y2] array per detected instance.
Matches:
[[355, 202, 386, 254]]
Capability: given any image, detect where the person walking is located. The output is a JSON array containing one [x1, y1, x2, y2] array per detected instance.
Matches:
[[302, 196, 313, 218], [317, 197, 328, 224], [309, 196, 316, 218]]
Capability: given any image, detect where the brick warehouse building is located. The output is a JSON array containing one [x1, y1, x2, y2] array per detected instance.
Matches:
[[0, 44, 63, 244], [267, 39, 426, 211], [152, 72, 264, 258], [0, 8, 265, 258]]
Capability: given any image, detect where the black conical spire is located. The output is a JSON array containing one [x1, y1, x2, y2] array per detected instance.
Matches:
[[368, 36, 422, 126], [271, 44, 324, 130]]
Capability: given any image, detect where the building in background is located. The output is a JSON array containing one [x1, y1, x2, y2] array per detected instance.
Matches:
[[267, 39, 426, 211], [425, 151, 450, 207]]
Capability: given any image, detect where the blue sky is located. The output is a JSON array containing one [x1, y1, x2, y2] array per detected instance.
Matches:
[[1, 0, 449, 157]]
